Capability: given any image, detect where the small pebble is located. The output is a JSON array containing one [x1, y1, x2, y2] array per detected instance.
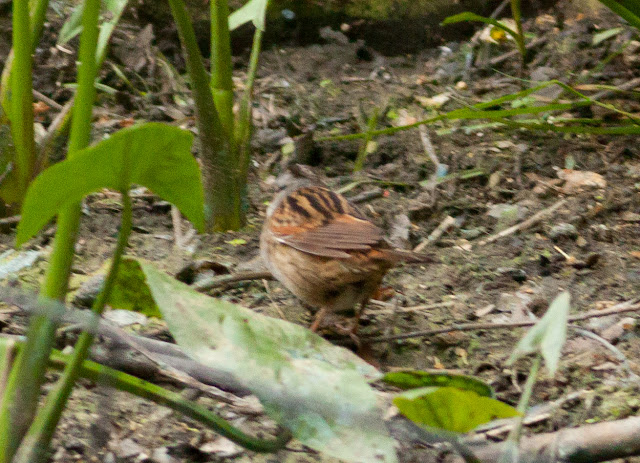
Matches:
[[549, 223, 578, 241]]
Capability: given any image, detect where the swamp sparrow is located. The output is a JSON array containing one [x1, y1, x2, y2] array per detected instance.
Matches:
[[260, 182, 429, 332]]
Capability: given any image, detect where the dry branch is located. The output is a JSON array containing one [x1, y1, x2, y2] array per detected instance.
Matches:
[[464, 415, 640, 463], [367, 299, 640, 343]]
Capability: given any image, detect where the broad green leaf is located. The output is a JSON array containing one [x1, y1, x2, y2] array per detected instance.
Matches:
[[229, 0, 269, 31], [17, 123, 204, 245], [507, 291, 570, 374], [138, 262, 397, 463], [442, 12, 520, 42], [383, 370, 494, 398], [394, 387, 520, 434]]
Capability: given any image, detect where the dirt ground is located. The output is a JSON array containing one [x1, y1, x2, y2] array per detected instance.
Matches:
[[1, 1, 640, 462]]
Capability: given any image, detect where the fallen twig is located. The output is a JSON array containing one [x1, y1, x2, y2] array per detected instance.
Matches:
[[349, 187, 384, 204], [569, 325, 640, 382], [193, 270, 273, 292], [366, 299, 640, 343], [489, 36, 548, 66], [32, 89, 63, 111], [591, 76, 640, 101], [477, 199, 567, 246], [463, 415, 640, 463], [414, 215, 457, 252], [0, 215, 20, 226]]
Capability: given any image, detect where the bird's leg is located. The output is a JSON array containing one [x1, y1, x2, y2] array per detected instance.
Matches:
[[349, 299, 369, 337], [310, 307, 329, 332]]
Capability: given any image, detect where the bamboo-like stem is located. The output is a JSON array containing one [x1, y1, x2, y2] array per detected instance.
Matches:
[[168, 0, 241, 230], [14, 191, 132, 463], [210, 0, 235, 139], [10, 0, 36, 202], [0, 0, 51, 120], [0, 1, 100, 460]]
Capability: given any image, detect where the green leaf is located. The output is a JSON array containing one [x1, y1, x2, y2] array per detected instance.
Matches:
[[107, 258, 161, 317], [383, 370, 494, 398], [394, 387, 520, 433], [597, 0, 640, 30], [442, 12, 520, 42], [138, 262, 397, 463], [225, 238, 247, 246], [592, 27, 624, 45], [229, 0, 269, 31], [17, 123, 204, 245], [58, 0, 129, 64], [58, 5, 84, 46], [507, 291, 571, 374]]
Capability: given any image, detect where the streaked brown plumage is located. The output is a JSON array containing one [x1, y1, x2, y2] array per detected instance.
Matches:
[[260, 182, 429, 332]]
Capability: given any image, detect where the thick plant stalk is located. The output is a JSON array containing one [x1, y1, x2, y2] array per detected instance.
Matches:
[[10, 0, 36, 202], [14, 191, 133, 463], [0, 0, 100, 460], [168, 0, 242, 230], [210, 0, 235, 139], [0, 0, 51, 120]]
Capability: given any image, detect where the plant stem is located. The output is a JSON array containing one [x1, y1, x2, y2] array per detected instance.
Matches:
[[0, 0, 100, 459], [10, 0, 36, 202], [168, 0, 242, 230], [237, 27, 263, 191], [49, 351, 292, 452], [0, 0, 51, 120], [0, 335, 291, 453], [354, 107, 380, 172], [509, 0, 526, 74], [499, 356, 541, 463], [210, 0, 235, 138], [14, 191, 132, 463]]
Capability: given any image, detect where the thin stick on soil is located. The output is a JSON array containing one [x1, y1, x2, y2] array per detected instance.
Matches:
[[477, 198, 567, 246], [366, 299, 640, 343], [414, 215, 457, 252], [193, 270, 273, 292], [569, 325, 640, 382], [0, 215, 20, 226]]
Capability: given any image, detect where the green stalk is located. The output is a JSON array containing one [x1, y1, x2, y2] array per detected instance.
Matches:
[[236, 27, 263, 191], [210, 0, 235, 138], [509, 0, 526, 71], [499, 356, 541, 463], [14, 191, 132, 463], [10, 0, 36, 202], [353, 107, 380, 172], [0, 1, 100, 459], [168, 0, 242, 230], [47, 350, 292, 452], [0, 336, 291, 453], [0, 0, 51, 120]]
